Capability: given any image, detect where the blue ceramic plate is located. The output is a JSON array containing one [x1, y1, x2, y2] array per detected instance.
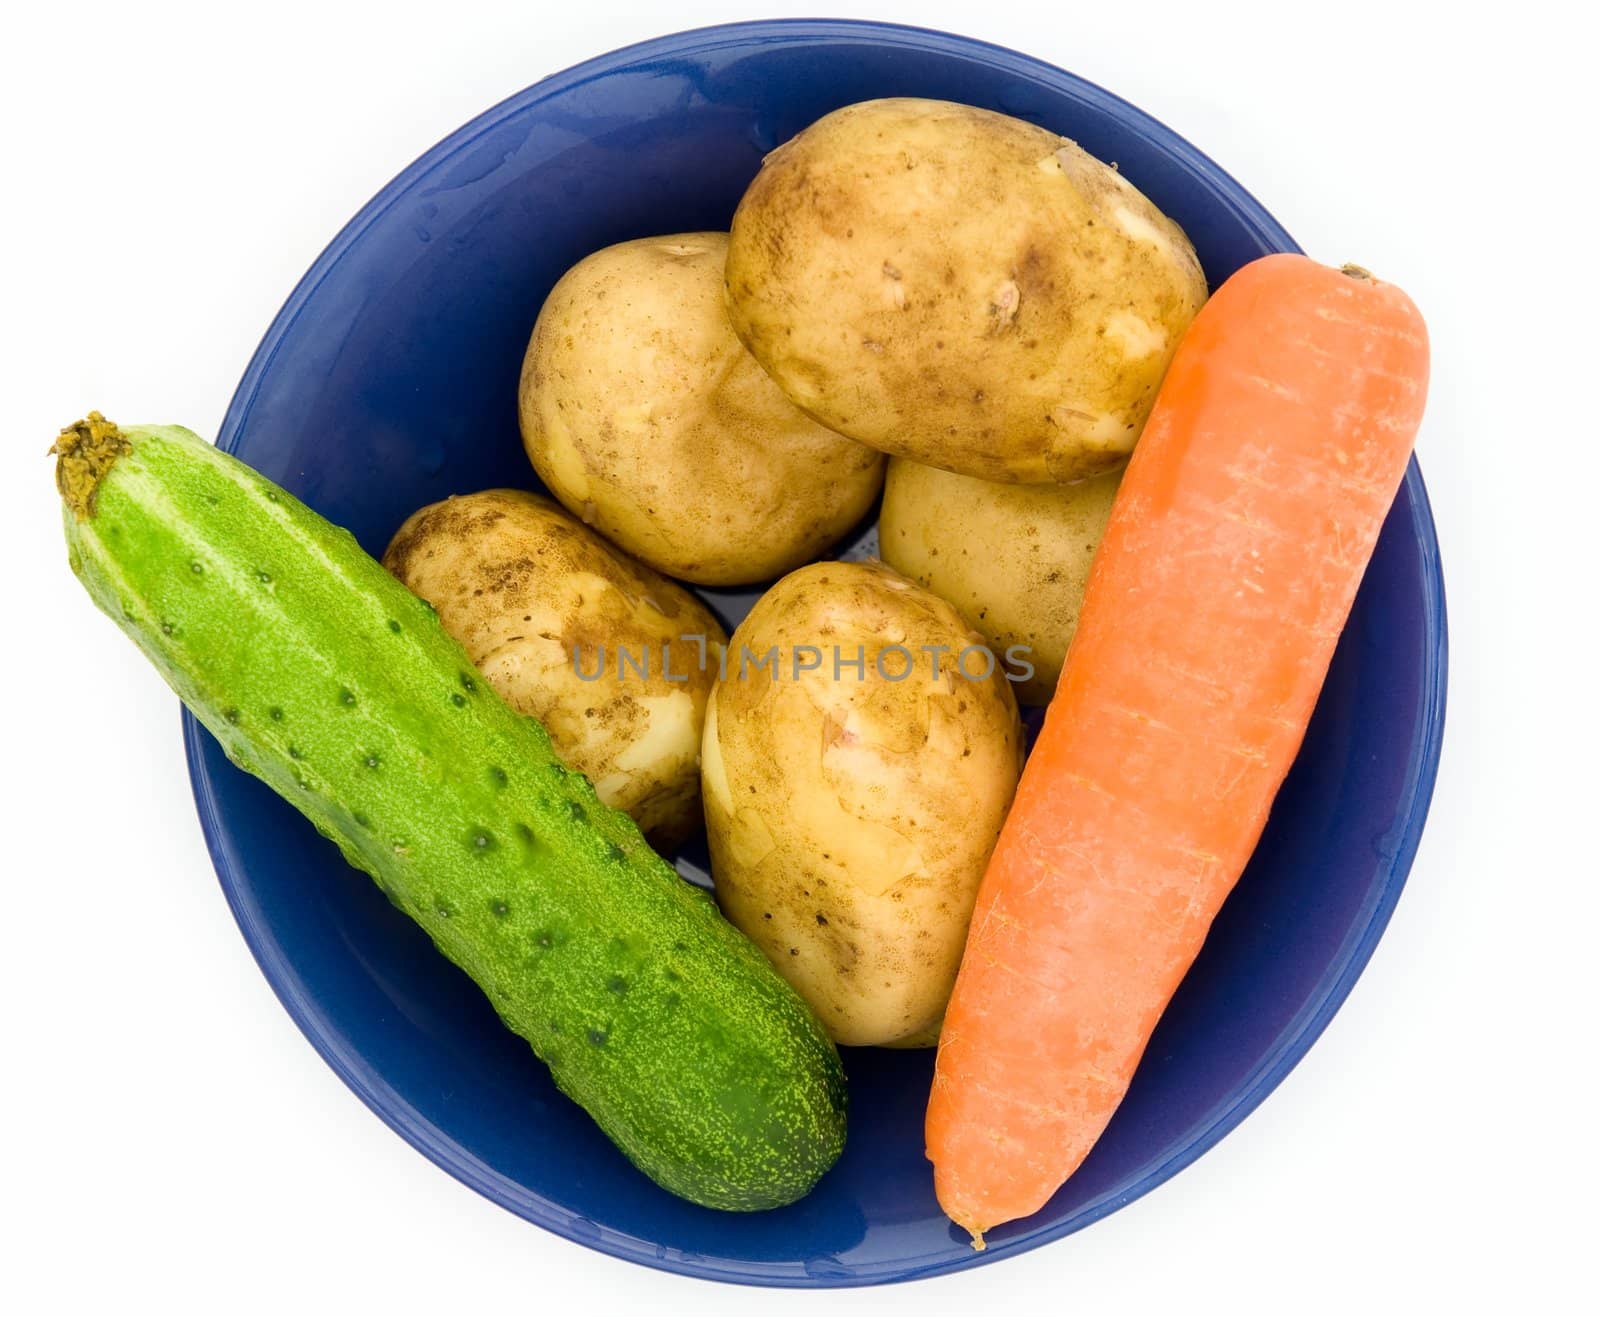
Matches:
[[185, 19, 1447, 1287]]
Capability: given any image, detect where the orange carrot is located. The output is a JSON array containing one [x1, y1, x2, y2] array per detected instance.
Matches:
[[925, 253, 1429, 1246]]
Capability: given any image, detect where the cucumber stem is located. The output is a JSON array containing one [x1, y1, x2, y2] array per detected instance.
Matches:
[[51, 412, 129, 520]]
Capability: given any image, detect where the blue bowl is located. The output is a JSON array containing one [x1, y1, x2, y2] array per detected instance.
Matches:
[[185, 18, 1447, 1287]]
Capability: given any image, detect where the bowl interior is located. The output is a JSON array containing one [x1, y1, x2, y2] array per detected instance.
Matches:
[[189, 19, 1445, 1287]]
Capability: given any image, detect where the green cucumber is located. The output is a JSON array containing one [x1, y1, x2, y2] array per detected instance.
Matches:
[[54, 414, 845, 1210]]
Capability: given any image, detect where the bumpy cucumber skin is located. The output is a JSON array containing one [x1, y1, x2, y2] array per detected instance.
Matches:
[[62, 424, 846, 1210]]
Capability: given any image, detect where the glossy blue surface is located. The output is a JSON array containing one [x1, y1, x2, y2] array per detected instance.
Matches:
[[185, 19, 1447, 1286]]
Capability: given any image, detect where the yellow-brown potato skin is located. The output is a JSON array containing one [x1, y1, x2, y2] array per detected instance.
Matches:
[[384, 489, 726, 849], [880, 457, 1121, 705], [519, 233, 885, 586], [725, 99, 1209, 483], [701, 561, 1022, 1047]]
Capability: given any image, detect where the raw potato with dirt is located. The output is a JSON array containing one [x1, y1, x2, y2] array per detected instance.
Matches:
[[520, 233, 885, 586], [725, 98, 1209, 483], [701, 561, 1022, 1046], [880, 457, 1122, 705], [384, 488, 726, 848]]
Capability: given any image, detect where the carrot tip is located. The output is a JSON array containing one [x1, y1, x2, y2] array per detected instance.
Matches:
[[967, 1228, 986, 1252], [1339, 262, 1374, 281]]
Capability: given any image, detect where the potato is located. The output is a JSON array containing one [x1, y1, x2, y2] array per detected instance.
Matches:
[[519, 232, 885, 586], [880, 457, 1121, 705], [725, 98, 1209, 483], [383, 489, 726, 848], [701, 561, 1022, 1046]]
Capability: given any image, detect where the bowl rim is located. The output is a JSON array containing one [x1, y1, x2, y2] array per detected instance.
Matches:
[[187, 16, 1449, 1288]]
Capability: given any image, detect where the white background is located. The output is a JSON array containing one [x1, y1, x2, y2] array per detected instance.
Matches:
[[3, 2, 1592, 1312]]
